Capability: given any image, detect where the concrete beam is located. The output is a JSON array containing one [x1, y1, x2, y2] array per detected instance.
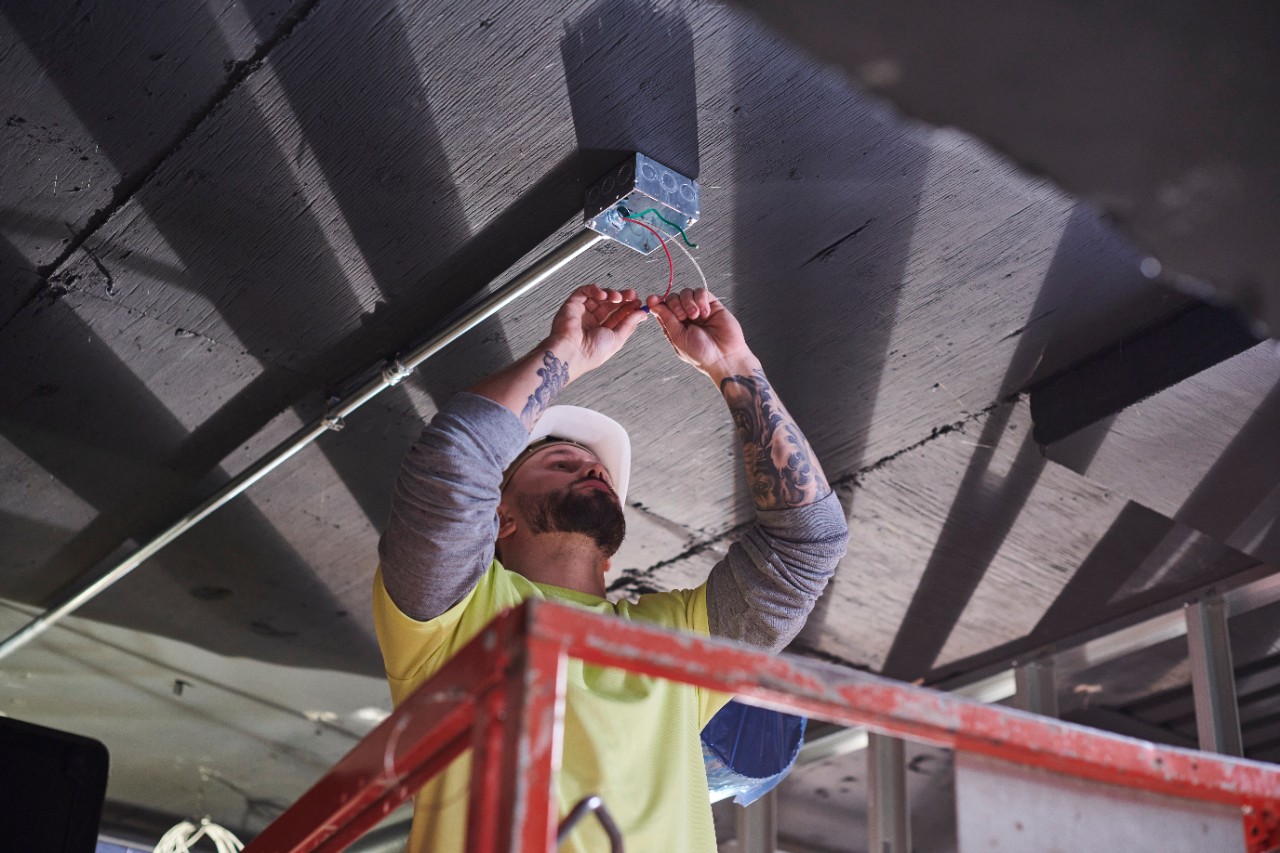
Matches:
[[1028, 302, 1259, 445]]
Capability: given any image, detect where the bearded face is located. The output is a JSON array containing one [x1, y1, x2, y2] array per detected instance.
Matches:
[[515, 482, 626, 558]]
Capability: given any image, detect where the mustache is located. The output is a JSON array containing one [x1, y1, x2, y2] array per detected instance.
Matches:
[[574, 473, 616, 494]]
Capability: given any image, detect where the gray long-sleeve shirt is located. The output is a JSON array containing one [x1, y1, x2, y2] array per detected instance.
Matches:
[[378, 392, 848, 653]]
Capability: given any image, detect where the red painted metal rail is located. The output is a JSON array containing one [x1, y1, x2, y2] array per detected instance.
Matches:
[[245, 599, 1280, 853]]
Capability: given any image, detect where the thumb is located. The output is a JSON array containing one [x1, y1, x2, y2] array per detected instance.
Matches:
[[645, 295, 680, 331], [613, 305, 647, 341]]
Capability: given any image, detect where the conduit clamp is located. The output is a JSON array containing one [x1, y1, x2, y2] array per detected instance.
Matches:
[[382, 358, 413, 387]]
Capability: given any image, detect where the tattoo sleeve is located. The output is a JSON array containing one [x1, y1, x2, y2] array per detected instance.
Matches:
[[721, 368, 830, 510], [519, 351, 570, 431]]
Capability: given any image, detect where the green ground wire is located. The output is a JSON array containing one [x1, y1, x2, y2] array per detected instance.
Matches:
[[620, 207, 698, 248]]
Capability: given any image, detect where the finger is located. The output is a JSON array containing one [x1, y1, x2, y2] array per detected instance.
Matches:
[[571, 283, 604, 302], [606, 301, 647, 338], [694, 288, 713, 316], [590, 300, 620, 324], [621, 288, 638, 303], [599, 298, 637, 328], [661, 292, 688, 322], [616, 304, 647, 339], [601, 288, 623, 303], [566, 285, 606, 316], [646, 295, 681, 331], [678, 288, 701, 320]]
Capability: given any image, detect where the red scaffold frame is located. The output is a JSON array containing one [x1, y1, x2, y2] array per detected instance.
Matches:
[[244, 599, 1280, 853]]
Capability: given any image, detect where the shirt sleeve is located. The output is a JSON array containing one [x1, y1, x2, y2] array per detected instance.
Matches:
[[377, 392, 529, 622], [704, 489, 849, 653]]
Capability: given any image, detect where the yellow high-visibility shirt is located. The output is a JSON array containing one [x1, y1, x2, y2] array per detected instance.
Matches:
[[373, 561, 730, 853]]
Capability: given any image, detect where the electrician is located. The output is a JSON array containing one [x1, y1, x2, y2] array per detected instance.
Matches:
[[374, 285, 848, 852]]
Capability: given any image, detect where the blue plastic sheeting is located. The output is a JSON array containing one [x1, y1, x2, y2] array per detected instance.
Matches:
[[702, 700, 806, 806]]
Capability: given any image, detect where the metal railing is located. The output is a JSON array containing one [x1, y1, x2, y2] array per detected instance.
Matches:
[[243, 599, 1280, 853]]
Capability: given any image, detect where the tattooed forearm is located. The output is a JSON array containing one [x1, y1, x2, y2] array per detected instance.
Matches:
[[519, 351, 570, 430], [721, 368, 829, 510]]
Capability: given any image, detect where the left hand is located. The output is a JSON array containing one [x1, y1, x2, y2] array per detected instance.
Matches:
[[548, 284, 647, 376]]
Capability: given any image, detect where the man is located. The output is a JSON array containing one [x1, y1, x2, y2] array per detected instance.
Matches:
[[374, 284, 848, 852]]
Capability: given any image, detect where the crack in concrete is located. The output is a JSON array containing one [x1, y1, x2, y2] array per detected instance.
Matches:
[[847, 395, 1012, 485], [78, 238, 116, 297], [782, 644, 872, 672], [626, 499, 700, 541], [0, 0, 329, 338], [609, 396, 1015, 597], [996, 308, 1058, 344], [800, 218, 874, 267]]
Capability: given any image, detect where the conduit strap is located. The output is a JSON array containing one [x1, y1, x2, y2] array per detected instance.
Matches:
[[382, 359, 413, 386]]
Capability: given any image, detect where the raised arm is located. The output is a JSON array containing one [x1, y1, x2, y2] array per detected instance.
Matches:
[[472, 286, 647, 427], [379, 286, 646, 621], [646, 289, 849, 651]]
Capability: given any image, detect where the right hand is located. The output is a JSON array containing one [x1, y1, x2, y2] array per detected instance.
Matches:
[[645, 288, 756, 381], [548, 285, 647, 375]]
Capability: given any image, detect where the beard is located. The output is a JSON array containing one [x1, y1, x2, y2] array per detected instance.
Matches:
[[516, 485, 626, 558]]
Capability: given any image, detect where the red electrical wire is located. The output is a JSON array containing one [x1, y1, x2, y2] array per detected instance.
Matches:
[[622, 216, 674, 300]]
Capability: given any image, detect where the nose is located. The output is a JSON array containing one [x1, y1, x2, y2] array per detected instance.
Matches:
[[583, 462, 610, 486]]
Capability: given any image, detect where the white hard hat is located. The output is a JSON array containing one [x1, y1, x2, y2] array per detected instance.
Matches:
[[501, 405, 632, 503]]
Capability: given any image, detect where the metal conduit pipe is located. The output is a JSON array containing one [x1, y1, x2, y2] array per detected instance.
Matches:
[[0, 229, 605, 662]]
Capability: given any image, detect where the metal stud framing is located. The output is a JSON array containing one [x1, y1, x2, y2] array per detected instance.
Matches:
[[1186, 597, 1245, 756], [1014, 657, 1059, 718], [867, 734, 910, 853], [736, 790, 777, 853]]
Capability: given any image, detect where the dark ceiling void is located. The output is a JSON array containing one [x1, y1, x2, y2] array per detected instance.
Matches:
[[729, 0, 1280, 337], [1028, 300, 1262, 445], [1119, 654, 1280, 763], [1066, 600, 1280, 766], [925, 503, 1265, 691]]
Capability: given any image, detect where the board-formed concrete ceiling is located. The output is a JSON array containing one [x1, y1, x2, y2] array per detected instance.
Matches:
[[2, 1, 1278, 849]]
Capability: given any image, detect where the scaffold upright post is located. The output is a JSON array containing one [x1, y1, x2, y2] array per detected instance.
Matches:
[[467, 625, 566, 853]]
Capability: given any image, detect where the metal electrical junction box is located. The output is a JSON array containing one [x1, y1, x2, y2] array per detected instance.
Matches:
[[585, 153, 701, 255]]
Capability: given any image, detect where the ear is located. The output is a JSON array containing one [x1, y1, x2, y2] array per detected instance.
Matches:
[[600, 558, 611, 576], [496, 502, 518, 540]]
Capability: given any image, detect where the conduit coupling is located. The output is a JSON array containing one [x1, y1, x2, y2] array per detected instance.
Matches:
[[0, 229, 605, 662]]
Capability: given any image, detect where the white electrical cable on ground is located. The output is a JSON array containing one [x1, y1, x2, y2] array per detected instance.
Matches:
[[153, 818, 244, 853]]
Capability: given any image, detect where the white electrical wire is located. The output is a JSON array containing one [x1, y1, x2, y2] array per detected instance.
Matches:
[[153, 818, 244, 853], [670, 234, 710, 292]]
